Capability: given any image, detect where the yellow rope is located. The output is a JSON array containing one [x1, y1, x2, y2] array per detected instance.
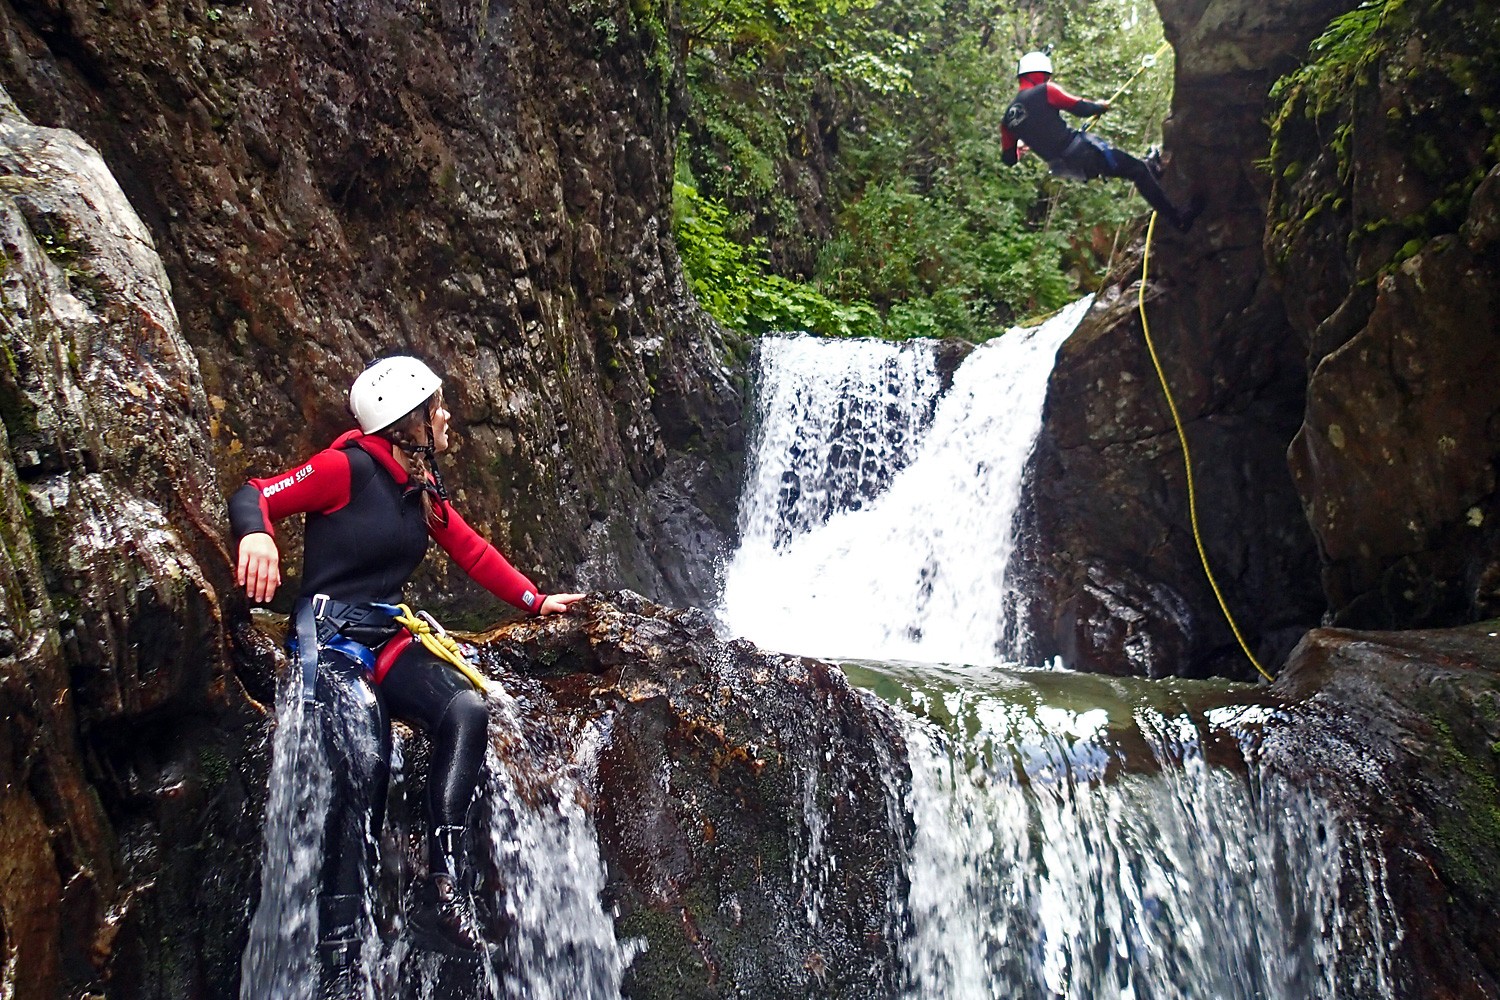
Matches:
[[391, 603, 493, 694], [1137, 212, 1274, 682], [1083, 40, 1173, 134]]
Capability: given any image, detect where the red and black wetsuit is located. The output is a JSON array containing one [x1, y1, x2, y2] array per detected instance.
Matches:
[[229, 428, 543, 618], [1000, 74, 1187, 226], [230, 429, 541, 933], [1000, 80, 1108, 164]]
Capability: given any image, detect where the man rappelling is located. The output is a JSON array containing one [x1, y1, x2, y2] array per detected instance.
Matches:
[[1001, 50, 1203, 233]]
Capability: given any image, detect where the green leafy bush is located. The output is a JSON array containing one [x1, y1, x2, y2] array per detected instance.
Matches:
[[674, 178, 881, 337], [675, 0, 1174, 341]]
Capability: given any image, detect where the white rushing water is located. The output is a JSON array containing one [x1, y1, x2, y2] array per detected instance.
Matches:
[[720, 297, 1091, 666], [860, 666, 1401, 1000], [241, 667, 637, 1000], [473, 697, 641, 999], [723, 305, 1401, 997], [240, 664, 344, 1000]]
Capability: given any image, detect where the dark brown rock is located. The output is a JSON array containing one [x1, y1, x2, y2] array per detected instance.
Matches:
[[0, 91, 267, 997], [0, 0, 744, 618], [1265, 624, 1500, 997], [1266, 0, 1500, 630], [472, 591, 910, 999]]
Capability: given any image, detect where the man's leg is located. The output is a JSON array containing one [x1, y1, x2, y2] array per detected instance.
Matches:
[[1106, 147, 1202, 232]]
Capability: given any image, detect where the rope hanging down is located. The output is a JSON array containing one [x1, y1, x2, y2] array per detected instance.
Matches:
[[1136, 212, 1274, 682]]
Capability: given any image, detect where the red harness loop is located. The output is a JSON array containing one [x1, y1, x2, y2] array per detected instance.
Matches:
[[373, 631, 414, 684]]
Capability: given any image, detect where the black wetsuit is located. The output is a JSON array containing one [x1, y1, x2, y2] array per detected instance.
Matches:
[[231, 430, 544, 944], [1001, 79, 1192, 228]]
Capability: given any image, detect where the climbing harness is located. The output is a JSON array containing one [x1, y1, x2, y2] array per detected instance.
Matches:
[[1082, 40, 1173, 134], [289, 595, 492, 699], [1050, 132, 1118, 181], [384, 603, 492, 695], [1137, 212, 1274, 682], [290, 595, 394, 702]]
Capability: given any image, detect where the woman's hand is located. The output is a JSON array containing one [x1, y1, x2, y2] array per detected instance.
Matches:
[[539, 593, 586, 615], [237, 532, 281, 603]]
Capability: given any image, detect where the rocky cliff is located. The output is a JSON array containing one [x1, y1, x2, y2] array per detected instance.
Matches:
[[0, 0, 744, 616], [0, 89, 265, 997], [0, 0, 746, 991], [1265, 0, 1500, 630], [1014, 0, 1500, 679]]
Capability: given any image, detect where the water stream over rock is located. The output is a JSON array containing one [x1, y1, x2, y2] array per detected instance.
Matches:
[[718, 304, 1402, 996], [721, 297, 1092, 666], [236, 303, 1437, 997]]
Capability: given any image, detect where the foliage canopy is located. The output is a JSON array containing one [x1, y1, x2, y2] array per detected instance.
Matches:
[[672, 0, 1175, 340]]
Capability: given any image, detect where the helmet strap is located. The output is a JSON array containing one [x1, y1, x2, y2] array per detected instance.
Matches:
[[384, 400, 450, 502]]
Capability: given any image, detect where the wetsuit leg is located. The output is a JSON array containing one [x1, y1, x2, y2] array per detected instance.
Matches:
[[312, 649, 391, 989], [315, 651, 392, 900], [1102, 147, 1185, 223], [379, 644, 489, 868]]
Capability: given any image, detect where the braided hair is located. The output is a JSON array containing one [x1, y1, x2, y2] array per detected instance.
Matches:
[[381, 391, 450, 528]]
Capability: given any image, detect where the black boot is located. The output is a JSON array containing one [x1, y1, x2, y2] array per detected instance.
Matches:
[[411, 872, 490, 956], [1172, 192, 1206, 233], [317, 894, 364, 999], [409, 825, 490, 956]]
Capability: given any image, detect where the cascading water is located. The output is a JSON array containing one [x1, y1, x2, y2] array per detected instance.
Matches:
[[240, 666, 337, 1000], [855, 664, 1400, 999], [722, 301, 1401, 997], [241, 662, 638, 1000], [720, 297, 1092, 666]]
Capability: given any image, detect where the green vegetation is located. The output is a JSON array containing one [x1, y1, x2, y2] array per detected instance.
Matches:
[[675, 176, 882, 337], [673, 0, 1174, 340], [1430, 714, 1500, 900], [1265, 0, 1500, 274]]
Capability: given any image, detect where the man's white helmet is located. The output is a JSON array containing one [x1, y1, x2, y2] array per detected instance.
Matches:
[[1018, 51, 1053, 77], [349, 356, 442, 434]]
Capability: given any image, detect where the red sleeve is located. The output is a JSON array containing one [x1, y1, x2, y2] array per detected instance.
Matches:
[[1001, 123, 1018, 157], [429, 502, 545, 614], [235, 449, 354, 538], [1045, 82, 1085, 111]]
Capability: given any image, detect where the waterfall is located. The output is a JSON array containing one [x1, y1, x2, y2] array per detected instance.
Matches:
[[724, 305, 1400, 998], [720, 297, 1091, 666], [241, 665, 637, 999], [471, 696, 641, 999], [863, 666, 1401, 999], [240, 667, 336, 1000]]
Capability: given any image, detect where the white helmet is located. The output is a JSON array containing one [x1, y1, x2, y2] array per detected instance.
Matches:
[[349, 356, 442, 434], [1018, 51, 1053, 77]]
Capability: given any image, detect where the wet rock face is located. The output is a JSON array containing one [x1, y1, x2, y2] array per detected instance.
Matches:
[[0, 0, 744, 615], [1010, 0, 1356, 680], [470, 592, 911, 998], [1265, 0, 1500, 629], [1266, 625, 1500, 996], [0, 92, 268, 997]]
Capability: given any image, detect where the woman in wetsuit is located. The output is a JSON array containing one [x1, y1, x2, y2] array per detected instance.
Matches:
[[229, 356, 582, 982]]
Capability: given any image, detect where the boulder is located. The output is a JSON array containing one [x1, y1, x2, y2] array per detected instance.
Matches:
[[1265, 624, 1500, 997]]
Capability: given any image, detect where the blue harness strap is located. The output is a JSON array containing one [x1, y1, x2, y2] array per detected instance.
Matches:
[[291, 595, 383, 702], [293, 597, 320, 704]]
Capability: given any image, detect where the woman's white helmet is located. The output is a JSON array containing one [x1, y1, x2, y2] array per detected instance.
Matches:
[[349, 356, 442, 434], [1018, 51, 1053, 77]]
